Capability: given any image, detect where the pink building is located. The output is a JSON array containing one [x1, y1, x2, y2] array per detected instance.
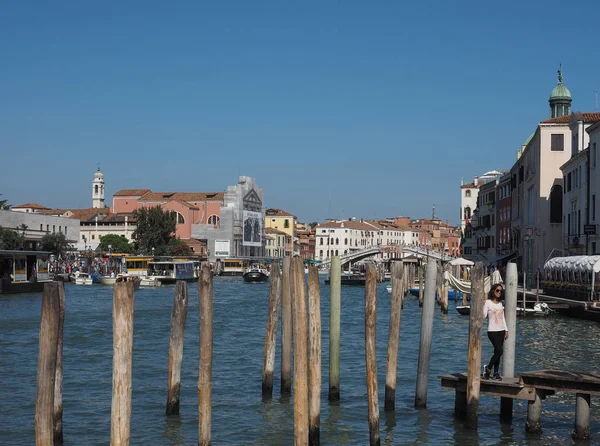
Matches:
[[112, 190, 224, 240]]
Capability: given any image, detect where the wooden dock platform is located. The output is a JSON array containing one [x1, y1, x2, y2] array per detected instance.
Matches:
[[440, 369, 600, 439]]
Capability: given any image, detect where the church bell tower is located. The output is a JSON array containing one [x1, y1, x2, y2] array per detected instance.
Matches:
[[92, 167, 105, 208]]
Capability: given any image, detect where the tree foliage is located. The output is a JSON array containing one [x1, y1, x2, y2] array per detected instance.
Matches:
[[0, 195, 10, 210], [132, 206, 177, 255], [0, 226, 25, 250], [40, 232, 71, 257], [169, 237, 192, 256], [98, 234, 132, 253]]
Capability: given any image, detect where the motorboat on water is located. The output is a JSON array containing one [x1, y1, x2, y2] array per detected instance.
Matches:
[[98, 273, 118, 285], [139, 276, 160, 287], [324, 272, 366, 286], [74, 272, 93, 285], [517, 302, 553, 317], [243, 264, 270, 283], [456, 305, 470, 315]]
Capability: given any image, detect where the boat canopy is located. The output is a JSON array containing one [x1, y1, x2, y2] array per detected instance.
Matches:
[[544, 255, 600, 284], [448, 257, 474, 266]]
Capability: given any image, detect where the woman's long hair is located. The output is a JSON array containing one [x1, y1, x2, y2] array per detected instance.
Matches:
[[488, 283, 503, 300]]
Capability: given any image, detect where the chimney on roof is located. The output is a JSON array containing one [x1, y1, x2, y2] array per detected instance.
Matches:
[[474, 175, 479, 185]]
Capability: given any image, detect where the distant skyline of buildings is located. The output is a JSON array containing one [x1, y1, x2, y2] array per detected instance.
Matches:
[[460, 69, 600, 284]]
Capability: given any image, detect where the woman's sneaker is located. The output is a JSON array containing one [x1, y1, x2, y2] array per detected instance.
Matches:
[[492, 372, 502, 381], [483, 365, 491, 379]]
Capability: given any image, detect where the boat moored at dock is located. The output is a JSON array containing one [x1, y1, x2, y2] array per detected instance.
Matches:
[[147, 260, 198, 284]]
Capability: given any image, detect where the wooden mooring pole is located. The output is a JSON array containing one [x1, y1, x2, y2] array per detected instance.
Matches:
[[54, 281, 66, 445], [308, 265, 322, 446], [110, 281, 135, 446], [415, 260, 436, 408], [573, 393, 591, 440], [198, 263, 214, 446], [329, 256, 341, 401], [385, 261, 403, 411], [501, 263, 517, 422], [365, 264, 380, 446], [291, 258, 309, 445], [36, 282, 61, 446], [262, 262, 282, 400], [281, 256, 292, 396], [418, 266, 424, 307], [166, 281, 189, 415], [465, 262, 485, 429]]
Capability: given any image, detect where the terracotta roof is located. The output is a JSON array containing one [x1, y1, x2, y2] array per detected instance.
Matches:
[[541, 112, 600, 124], [318, 221, 381, 231], [171, 200, 199, 210], [12, 203, 50, 209], [265, 208, 296, 218], [113, 189, 151, 197], [460, 183, 478, 189], [140, 192, 224, 202]]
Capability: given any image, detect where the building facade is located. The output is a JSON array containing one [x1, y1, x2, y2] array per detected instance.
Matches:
[[0, 209, 80, 250], [192, 176, 265, 262]]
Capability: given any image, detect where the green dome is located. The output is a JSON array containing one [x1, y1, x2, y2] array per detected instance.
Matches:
[[550, 83, 571, 100]]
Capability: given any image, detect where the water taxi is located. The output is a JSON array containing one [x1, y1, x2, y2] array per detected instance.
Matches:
[[147, 260, 197, 284], [0, 250, 52, 294], [242, 263, 269, 283]]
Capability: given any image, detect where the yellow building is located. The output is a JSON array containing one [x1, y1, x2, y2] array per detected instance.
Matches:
[[265, 208, 296, 255]]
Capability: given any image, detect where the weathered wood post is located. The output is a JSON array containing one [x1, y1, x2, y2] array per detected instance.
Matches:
[[415, 260, 436, 408], [54, 281, 66, 445], [291, 258, 309, 445], [418, 266, 424, 307], [198, 263, 214, 446], [441, 263, 449, 314], [262, 262, 282, 399], [110, 281, 135, 446], [501, 263, 517, 422], [365, 264, 380, 446], [36, 282, 61, 446], [329, 256, 341, 401], [308, 265, 322, 446], [166, 281, 189, 415], [465, 262, 485, 429], [281, 256, 292, 396], [573, 393, 591, 440], [385, 261, 403, 411], [436, 262, 443, 306]]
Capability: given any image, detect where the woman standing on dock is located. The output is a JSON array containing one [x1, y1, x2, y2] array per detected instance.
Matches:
[[483, 284, 508, 380]]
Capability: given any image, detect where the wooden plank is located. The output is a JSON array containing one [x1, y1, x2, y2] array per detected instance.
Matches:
[[441, 378, 538, 401], [520, 370, 600, 396]]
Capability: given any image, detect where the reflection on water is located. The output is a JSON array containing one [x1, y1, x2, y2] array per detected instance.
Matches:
[[1, 280, 600, 444]]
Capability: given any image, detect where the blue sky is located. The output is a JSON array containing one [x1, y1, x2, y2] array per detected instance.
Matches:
[[2, 1, 599, 225]]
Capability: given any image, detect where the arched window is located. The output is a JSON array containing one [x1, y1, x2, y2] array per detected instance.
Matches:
[[208, 215, 220, 226], [464, 206, 471, 220], [336, 238, 339, 245], [335, 250, 338, 256], [465, 190, 471, 197], [344, 238, 348, 245], [320, 250, 323, 258], [176, 212, 185, 224], [320, 238, 323, 245], [550, 185, 563, 223], [95, 185, 98, 193]]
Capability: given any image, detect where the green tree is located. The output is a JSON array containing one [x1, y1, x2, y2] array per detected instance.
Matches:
[[0, 226, 25, 250], [98, 234, 132, 253], [132, 206, 177, 255], [0, 195, 10, 210], [309, 222, 319, 229], [169, 237, 192, 256], [40, 232, 72, 257]]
